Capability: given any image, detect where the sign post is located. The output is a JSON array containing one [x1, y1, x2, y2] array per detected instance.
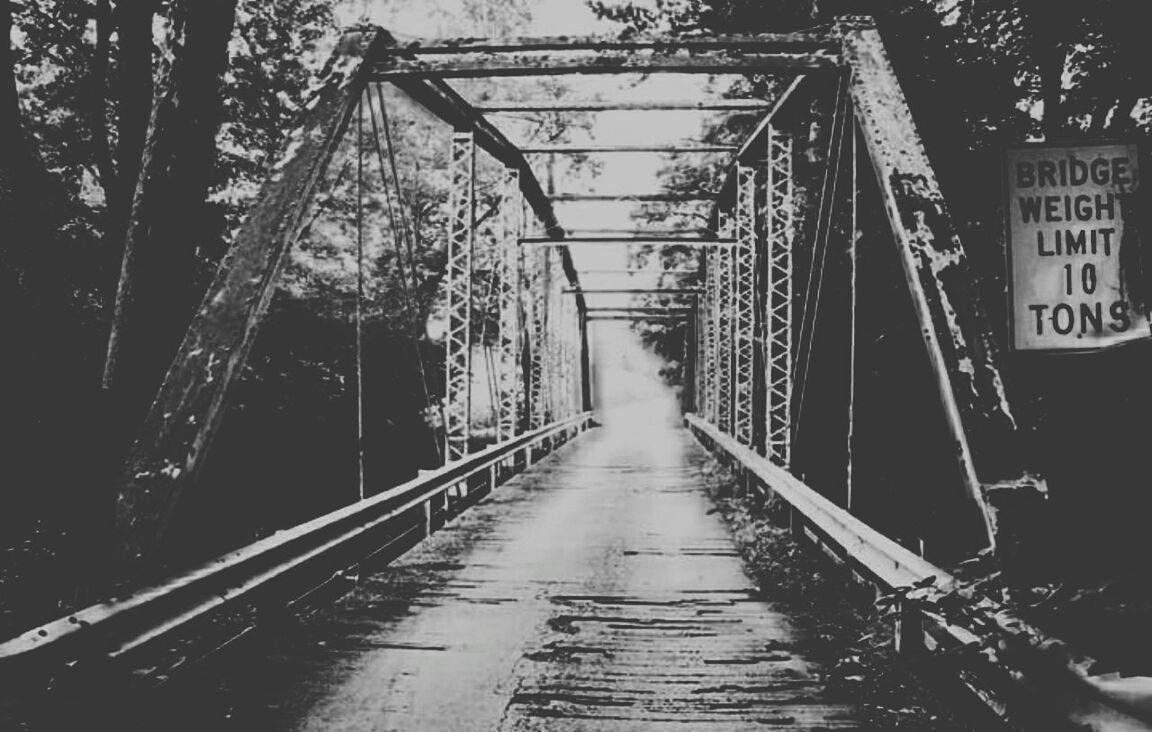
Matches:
[[1006, 143, 1149, 351]]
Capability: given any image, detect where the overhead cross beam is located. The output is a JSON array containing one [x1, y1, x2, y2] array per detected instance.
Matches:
[[521, 235, 733, 246], [476, 99, 774, 112], [375, 32, 840, 78], [375, 52, 838, 78], [588, 314, 692, 321], [586, 306, 695, 314], [523, 144, 737, 154], [552, 193, 716, 202], [563, 287, 701, 294], [388, 33, 837, 54]]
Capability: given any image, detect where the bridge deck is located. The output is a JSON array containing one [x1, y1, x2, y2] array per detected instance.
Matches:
[[159, 411, 867, 730]]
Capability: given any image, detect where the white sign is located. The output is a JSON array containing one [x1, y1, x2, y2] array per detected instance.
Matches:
[[1007, 143, 1149, 350]]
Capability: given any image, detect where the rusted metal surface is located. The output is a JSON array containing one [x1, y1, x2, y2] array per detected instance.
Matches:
[[523, 143, 737, 153], [114, 28, 393, 564], [477, 99, 773, 112], [374, 50, 841, 79], [837, 17, 1034, 550], [386, 32, 838, 55]]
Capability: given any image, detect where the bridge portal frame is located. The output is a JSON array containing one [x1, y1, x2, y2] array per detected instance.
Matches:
[[114, 17, 1033, 563]]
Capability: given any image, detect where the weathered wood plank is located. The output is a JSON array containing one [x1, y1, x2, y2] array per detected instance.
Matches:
[[115, 28, 393, 565]]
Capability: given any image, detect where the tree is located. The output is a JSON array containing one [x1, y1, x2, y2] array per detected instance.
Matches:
[[102, 0, 240, 429]]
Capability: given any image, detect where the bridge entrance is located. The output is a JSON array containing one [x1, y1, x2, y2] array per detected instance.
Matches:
[[6, 17, 1149, 732]]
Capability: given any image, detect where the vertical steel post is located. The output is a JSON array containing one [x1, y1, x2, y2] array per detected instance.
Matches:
[[497, 168, 522, 443], [734, 164, 757, 447], [445, 131, 475, 463], [716, 212, 735, 435], [551, 254, 565, 421], [847, 123, 858, 512], [529, 247, 549, 428], [766, 126, 794, 468], [705, 247, 718, 425]]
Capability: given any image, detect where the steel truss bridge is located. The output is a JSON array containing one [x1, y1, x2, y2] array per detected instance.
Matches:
[[1, 16, 1148, 732]]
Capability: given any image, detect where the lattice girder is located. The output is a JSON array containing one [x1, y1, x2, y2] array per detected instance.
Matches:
[[715, 212, 735, 435], [765, 127, 794, 468], [444, 132, 475, 463], [497, 169, 523, 443], [733, 164, 757, 447]]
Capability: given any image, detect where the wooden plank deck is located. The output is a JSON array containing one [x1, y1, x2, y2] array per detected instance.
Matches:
[[140, 407, 867, 730]]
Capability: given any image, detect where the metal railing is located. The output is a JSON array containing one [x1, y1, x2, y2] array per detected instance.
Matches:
[[685, 412, 1152, 732], [0, 413, 593, 673]]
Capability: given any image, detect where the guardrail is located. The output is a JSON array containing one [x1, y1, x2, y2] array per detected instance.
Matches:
[[684, 412, 1152, 732], [0, 412, 593, 675]]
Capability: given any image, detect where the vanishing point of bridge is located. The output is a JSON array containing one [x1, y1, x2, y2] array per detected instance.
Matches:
[[1, 16, 1142, 732]]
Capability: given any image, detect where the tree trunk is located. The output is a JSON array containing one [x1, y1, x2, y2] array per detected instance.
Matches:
[[1021, 0, 1071, 140], [106, 0, 156, 260], [88, 0, 116, 197], [102, 0, 239, 429]]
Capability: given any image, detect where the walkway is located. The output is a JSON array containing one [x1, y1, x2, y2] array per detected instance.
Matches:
[[154, 400, 865, 731]]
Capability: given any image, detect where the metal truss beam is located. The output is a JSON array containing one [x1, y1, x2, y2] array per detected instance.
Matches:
[[521, 236, 733, 246], [710, 75, 807, 223], [840, 17, 1025, 547], [733, 164, 756, 448], [587, 314, 691, 321], [381, 75, 586, 309], [374, 52, 839, 79], [586, 307, 695, 314], [561, 228, 714, 237], [528, 246, 550, 429], [563, 287, 701, 294], [476, 99, 774, 112], [444, 132, 475, 463], [497, 168, 522, 444], [113, 28, 389, 561], [704, 246, 719, 424], [551, 192, 717, 202], [765, 127, 794, 468], [715, 211, 735, 435], [523, 144, 737, 154], [388, 32, 837, 55], [575, 268, 701, 276]]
